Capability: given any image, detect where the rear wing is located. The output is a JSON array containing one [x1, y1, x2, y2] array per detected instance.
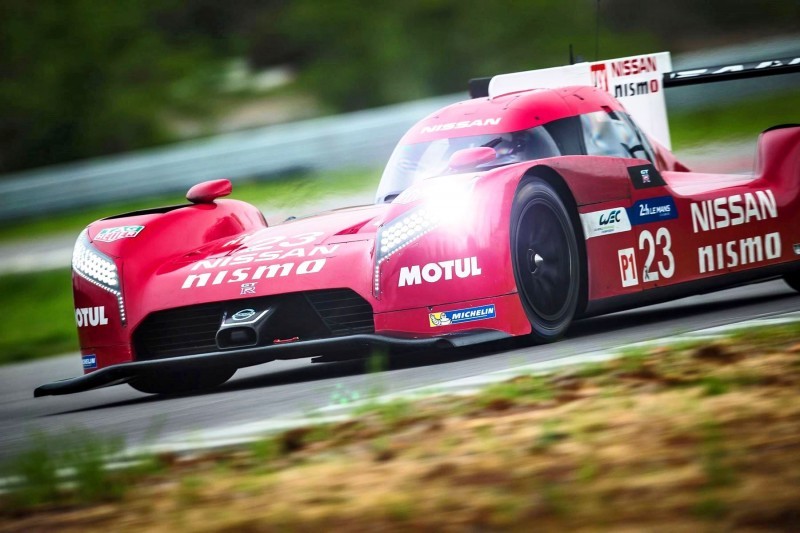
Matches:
[[468, 54, 800, 151], [664, 56, 800, 87]]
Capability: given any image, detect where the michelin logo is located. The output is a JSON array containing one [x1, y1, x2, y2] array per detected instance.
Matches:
[[82, 354, 97, 369], [628, 196, 677, 225], [429, 304, 496, 327]]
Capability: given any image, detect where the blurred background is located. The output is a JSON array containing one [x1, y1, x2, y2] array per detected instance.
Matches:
[[1, 0, 797, 173], [1, 6, 800, 526], [0, 0, 798, 363]]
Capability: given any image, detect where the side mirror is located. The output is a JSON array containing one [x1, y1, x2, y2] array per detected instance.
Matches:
[[448, 146, 497, 171], [187, 179, 232, 204]]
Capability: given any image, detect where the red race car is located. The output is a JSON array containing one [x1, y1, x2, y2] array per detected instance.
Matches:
[[36, 52, 800, 396]]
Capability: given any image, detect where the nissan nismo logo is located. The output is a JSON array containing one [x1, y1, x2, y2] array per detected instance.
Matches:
[[232, 309, 256, 321]]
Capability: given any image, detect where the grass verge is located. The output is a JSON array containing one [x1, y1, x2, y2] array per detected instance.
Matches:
[[0, 269, 76, 365], [0, 167, 379, 244], [3, 322, 800, 530], [669, 88, 800, 149], [1, 428, 162, 515]]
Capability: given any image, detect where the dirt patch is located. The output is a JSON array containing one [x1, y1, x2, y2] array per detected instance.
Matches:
[[3, 324, 800, 531]]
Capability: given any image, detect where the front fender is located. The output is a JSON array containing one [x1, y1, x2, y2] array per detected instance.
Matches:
[[75, 200, 267, 361], [376, 168, 522, 311]]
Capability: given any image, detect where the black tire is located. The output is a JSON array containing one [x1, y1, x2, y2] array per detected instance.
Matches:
[[511, 178, 582, 342], [785, 271, 800, 293], [129, 367, 236, 395]]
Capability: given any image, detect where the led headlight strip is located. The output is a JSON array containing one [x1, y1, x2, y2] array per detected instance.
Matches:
[[373, 207, 441, 297], [72, 230, 126, 324]]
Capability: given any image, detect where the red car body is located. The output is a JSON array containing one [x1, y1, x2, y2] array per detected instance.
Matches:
[[36, 53, 800, 396]]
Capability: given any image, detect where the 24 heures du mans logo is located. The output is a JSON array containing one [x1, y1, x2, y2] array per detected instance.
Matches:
[[627, 196, 678, 226]]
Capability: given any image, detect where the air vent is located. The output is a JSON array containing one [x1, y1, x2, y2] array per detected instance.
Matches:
[[306, 289, 375, 335], [133, 289, 374, 361]]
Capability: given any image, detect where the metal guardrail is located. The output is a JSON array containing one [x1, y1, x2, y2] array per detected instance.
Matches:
[[1, 37, 797, 222], [0, 94, 461, 221]]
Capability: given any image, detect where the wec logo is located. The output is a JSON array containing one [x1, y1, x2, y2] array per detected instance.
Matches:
[[599, 210, 622, 225], [580, 207, 632, 239]]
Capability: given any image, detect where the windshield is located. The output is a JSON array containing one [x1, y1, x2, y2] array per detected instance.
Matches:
[[375, 125, 562, 203]]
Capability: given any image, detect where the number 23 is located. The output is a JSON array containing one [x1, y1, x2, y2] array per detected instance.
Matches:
[[638, 228, 674, 282]]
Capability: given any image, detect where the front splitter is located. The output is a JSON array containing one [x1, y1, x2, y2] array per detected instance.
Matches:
[[34, 330, 511, 397]]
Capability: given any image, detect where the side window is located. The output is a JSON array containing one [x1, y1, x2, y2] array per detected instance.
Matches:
[[580, 110, 654, 163], [543, 116, 583, 156], [619, 113, 657, 163]]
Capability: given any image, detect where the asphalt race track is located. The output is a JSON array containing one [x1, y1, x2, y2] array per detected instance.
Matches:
[[1, 279, 798, 461]]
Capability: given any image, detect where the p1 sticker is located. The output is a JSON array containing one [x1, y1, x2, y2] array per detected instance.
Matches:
[[618, 248, 639, 287], [82, 354, 97, 369]]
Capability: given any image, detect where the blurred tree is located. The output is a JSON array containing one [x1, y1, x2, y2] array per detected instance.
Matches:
[[0, 0, 794, 172], [0, 0, 222, 173], [602, 0, 800, 51], [271, 0, 660, 111]]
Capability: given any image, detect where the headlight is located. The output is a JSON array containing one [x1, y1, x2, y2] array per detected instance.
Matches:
[[72, 230, 126, 324], [377, 208, 440, 262], [373, 207, 441, 297], [373, 178, 477, 298]]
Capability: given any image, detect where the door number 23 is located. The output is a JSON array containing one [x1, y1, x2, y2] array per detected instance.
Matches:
[[618, 228, 675, 287]]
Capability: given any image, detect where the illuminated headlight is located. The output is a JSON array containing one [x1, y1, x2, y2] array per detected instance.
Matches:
[[72, 230, 126, 324], [373, 207, 441, 297], [372, 178, 477, 298]]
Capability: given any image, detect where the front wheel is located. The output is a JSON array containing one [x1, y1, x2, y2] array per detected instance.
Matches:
[[129, 367, 236, 395], [510, 178, 582, 342]]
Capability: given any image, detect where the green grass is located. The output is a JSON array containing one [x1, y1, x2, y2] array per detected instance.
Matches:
[[477, 374, 555, 408], [354, 398, 414, 427], [0, 167, 380, 244], [0, 269, 76, 364], [1, 428, 136, 512], [669, 88, 800, 149]]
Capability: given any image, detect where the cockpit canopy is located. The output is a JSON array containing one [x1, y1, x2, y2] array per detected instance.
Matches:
[[376, 126, 561, 203], [375, 108, 656, 204]]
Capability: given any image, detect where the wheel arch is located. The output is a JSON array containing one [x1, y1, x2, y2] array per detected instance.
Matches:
[[519, 164, 589, 316]]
